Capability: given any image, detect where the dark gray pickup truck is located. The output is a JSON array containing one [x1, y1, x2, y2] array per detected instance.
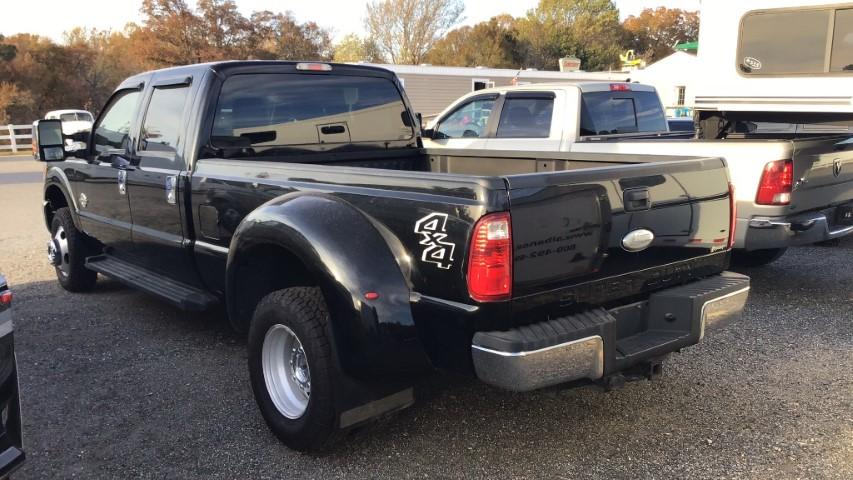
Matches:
[[33, 61, 749, 451]]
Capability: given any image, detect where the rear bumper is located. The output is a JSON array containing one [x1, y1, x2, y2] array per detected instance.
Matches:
[[472, 272, 750, 392], [742, 202, 853, 250]]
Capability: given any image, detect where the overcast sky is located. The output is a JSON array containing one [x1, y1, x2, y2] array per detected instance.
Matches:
[[1, 0, 700, 43]]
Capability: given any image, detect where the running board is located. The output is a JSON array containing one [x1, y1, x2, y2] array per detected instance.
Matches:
[[85, 255, 218, 311]]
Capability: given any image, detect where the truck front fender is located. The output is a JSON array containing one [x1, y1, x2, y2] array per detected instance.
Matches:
[[226, 192, 431, 378], [43, 167, 81, 231]]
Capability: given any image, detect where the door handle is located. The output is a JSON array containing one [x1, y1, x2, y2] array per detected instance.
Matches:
[[117, 169, 127, 196], [165, 175, 177, 205], [623, 187, 651, 212]]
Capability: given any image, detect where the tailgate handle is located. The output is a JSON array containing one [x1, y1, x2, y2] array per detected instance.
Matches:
[[623, 188, 651, 212]]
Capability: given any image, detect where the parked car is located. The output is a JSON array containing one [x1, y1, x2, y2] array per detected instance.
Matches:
[[0, 275, 25, 478], [44, 109, 94, 136], [423, 82, 853, 266], [33, 61, 749, 451], [667, 117, 695, 132]]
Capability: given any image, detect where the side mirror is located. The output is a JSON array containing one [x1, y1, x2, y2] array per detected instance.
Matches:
[[422, 128, 434, 139], [32, 119, 65, 161]]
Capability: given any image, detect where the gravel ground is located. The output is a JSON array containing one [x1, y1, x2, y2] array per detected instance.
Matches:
[[1, 155, 851, 479]]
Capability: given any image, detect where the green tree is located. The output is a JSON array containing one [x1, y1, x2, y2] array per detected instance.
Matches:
[[333, 34, 384, 63], [426, 15, 524, 68], [622, 7, 700, 62], [516, 0, 623, 71], [365, 0, 464, 64]]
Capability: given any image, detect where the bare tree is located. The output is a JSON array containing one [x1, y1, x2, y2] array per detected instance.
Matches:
[[365, 0, 464, 65]]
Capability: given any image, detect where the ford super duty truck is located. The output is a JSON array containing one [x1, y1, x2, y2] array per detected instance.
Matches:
[[32, 61, 749, 451], [423, 82, 853, 266]]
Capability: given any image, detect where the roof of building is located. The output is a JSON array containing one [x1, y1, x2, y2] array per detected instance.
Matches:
[[354, 63, 630, 81]]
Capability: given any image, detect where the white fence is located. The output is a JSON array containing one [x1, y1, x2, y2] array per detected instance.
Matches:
[[0, 124, 33, 153]]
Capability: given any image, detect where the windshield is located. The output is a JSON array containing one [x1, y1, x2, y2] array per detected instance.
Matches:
[[211, 74, 414, 155], [580, 91, 668, 135]]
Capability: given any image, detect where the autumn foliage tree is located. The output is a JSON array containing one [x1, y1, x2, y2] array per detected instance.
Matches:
[[426, 15, 524, 68], [365, 0, 464, 65], [622, 7, 700, 62]]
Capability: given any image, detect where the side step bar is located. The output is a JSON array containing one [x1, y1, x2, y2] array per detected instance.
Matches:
[[85, 255, 218, 311]]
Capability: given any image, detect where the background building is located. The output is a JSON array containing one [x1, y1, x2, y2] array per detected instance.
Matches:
[[361, 63, 630, 118]]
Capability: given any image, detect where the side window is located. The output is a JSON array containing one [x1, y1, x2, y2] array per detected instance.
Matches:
[[435, 97, 496, 139], [738, 9, 830, 75], [93, 90, 141, 154], [831, 9, 853, 72], [496, 97, 554, 138], [140, 86, 190, 158]]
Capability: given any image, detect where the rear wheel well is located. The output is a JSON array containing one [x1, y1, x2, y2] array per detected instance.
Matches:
[[44, 185, 69, 230], [229, 244, 318, 333]]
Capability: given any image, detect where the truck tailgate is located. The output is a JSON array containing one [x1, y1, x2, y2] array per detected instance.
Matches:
[[791, 136, 853, 212], [506, 157, 732, 301]]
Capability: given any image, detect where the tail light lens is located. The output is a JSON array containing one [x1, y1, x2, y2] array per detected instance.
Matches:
[[0, 289, 11, 312], [467, 212, 512, 302], [728, 183, 737, 249], [756, 160, 793, 205]]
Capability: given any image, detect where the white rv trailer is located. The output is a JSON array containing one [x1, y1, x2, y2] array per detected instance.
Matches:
[[694, 0, 853, 114]]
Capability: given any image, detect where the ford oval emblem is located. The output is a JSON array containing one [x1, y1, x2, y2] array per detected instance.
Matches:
[[743, 56, 762, 70], [622, 229, 655, 252]]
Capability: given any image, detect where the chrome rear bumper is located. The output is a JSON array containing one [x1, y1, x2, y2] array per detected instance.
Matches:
[[472, 272, 750, 392], [744, 204, 853, 250]]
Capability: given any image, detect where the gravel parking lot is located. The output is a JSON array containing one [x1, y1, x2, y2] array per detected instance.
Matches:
[[1, 154, 851, 479]]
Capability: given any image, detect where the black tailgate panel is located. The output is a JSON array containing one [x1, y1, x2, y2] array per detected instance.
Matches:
[[507, 158, 731, 298]]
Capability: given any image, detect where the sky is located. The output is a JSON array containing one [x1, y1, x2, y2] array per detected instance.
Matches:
[[1, 0, 700, 43]]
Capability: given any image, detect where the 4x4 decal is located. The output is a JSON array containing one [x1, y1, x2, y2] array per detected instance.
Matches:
[[414, 213, 456, 270]]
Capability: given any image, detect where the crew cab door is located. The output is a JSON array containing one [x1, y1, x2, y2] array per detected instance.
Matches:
[[485, 92, 562, 152], [427, 94, 497, 149], [125, 78, 199, 286], [70, 88, 143, 255]]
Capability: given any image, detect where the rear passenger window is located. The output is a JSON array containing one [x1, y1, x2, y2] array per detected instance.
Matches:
[[211, 74, 413, 151], [93, 90, 141, 154], [141, 86, 190, 157], [496, 97, 553, 138]]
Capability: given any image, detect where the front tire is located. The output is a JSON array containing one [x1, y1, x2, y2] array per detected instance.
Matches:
[[731, 247, 788, 267], [49, 207, 97, 292], [248, 287, 339, 451]]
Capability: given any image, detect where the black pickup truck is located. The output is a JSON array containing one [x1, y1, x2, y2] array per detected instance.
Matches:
[[33, 61, 750, 451]]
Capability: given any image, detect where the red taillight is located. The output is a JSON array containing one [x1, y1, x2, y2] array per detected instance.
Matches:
[[728, 183, 737, 249], [467, 212, 512, 302], [610, 83, 631, 91], [0, 290, 11, 308], [756, 160, 793, 205]]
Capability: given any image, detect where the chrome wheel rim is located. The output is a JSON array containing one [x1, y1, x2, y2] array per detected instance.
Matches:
[[262, 324, 310, 419], [48, 226, 70, 277]]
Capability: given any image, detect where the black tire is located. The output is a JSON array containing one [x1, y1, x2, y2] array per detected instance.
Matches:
[[248, 287, 340, 451], [731, 247, 788, 267], [50, 207, 97, 292]]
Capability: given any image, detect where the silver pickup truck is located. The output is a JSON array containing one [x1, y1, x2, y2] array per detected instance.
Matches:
[[423, 82, 853, 265]]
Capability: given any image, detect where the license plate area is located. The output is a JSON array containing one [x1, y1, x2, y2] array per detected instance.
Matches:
[[835, 204, 853, 226]]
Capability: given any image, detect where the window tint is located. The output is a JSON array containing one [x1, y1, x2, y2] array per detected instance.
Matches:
[[93, 90, 141, 154], [211, 74, 412, 150], [580, 91, 667, 135], [60, 113, 77, 122], [141, 86, 189, 156], [435, 97, 495, 139], [831, 9, 853, 72], [739, 9, 830, 75], [496, 97, 553, 138]]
